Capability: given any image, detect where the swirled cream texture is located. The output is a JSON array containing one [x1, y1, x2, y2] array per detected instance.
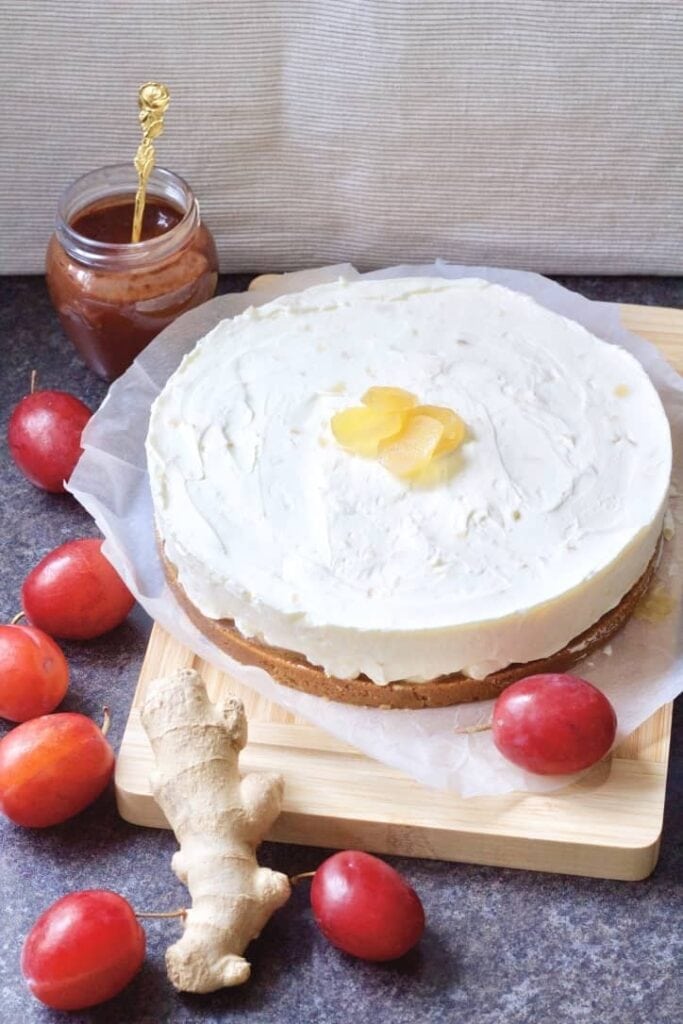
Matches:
[[147, 278, 671, 683]]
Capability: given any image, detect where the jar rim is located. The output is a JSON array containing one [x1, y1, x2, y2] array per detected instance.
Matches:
[[55, 163, 200, 267]]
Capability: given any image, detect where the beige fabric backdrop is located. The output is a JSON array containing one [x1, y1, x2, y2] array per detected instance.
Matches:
[[2, 0, 681, 274]]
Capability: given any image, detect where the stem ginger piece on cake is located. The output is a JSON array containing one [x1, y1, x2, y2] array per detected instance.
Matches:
[[379, 413, 444, 478]]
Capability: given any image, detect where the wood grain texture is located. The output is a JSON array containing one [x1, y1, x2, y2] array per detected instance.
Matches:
[[115, 302, 681, 881]]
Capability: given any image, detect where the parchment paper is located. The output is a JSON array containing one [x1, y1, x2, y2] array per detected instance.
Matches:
[[68, 263, 683, 797]]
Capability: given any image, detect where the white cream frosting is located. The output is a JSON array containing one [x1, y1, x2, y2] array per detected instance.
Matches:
[[147, 277, 672, 683]]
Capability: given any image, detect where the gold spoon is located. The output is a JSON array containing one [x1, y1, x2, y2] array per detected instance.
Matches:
[[131, 81, 171, 243]]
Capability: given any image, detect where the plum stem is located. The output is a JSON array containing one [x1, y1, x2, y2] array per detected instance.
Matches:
[[30, 369, 37, 394], [136, 908, 187, 920], [453, 719, 492, 735], [289, 870, 316, 885], [9, 611, 26, 625], [101, 706, 112, 737]]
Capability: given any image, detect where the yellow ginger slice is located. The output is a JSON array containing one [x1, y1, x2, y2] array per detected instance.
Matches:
[[413, 405, 466, 456], [331, 406, 404, 457], [361, 386, 417, 412], [379, 414, 444, 479]]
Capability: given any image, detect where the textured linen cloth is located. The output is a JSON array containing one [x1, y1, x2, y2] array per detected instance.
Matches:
[[2, 0, 682, 274]]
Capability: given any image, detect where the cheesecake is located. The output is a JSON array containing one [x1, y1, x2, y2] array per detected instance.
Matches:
[[147, 277, 671, 707]]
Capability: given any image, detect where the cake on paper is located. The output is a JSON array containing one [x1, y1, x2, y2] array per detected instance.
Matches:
[[146, 277, 672, 708]]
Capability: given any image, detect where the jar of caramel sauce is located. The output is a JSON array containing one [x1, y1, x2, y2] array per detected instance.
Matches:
[[46, 164, 218, 380]]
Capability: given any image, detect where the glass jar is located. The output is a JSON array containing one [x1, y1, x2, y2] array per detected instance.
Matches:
[[46, 164, 218, 380]]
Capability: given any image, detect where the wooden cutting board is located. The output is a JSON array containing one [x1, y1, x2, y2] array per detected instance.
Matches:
[[116, 302, 682, 882]]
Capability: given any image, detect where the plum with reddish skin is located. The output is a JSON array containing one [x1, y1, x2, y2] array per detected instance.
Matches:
[[492, 673, 617, 775], [8, 390, 92, 492], [0, 624, 69, 722], [22, 538, 135, 640], [310, 850, 425, 961], [22, 890, 145, 1010], [0, 712, 114, 827]]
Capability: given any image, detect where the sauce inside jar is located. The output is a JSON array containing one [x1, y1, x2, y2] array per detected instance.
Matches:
[[46, 166, 218, 381], [71, 196, 183, 244]]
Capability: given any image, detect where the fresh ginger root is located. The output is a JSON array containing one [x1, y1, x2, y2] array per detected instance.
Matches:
[[140, 668, 291, 992]]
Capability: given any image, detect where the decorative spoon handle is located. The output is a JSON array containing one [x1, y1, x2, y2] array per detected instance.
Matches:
[[131, 82, 171, 243]]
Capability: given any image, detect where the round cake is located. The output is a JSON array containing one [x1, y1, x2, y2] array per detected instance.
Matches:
[[147, 277, 672, 707]]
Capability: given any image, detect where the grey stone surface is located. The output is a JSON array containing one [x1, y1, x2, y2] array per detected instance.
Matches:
[[0, 275, 680, 1024]]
